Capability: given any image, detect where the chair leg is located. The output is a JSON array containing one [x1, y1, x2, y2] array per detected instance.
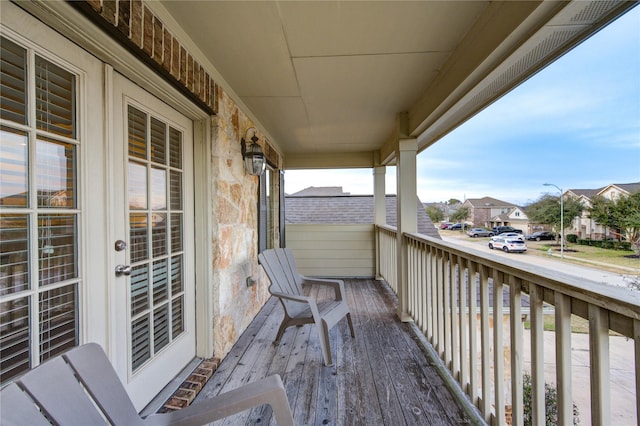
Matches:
[[346, 313, 355, 338], [274, 320, 288, 345], [317, 320, 333, 366]]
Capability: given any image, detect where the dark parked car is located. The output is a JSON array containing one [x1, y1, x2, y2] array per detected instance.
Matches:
[[467, 228, 493, 238], [447, 223, 469, 230], [526, 231, 555, 241], [492, 226, 523, 235]]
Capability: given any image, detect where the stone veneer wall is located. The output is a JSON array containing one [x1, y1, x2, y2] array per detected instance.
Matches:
[[210, 90, 279, 359], [74, 0, 282, 360]]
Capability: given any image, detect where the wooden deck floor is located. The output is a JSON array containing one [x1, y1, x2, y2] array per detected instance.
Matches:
[[194, 279, 472, 425]]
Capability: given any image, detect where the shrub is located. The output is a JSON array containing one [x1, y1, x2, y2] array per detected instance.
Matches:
[[522, 372, 580, 425], [566, 234, 578, 243]]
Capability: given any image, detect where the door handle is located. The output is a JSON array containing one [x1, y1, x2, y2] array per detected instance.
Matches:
[[115, 265, 131, 276]]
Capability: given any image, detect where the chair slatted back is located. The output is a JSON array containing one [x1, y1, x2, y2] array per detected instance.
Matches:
[[17, 356, 107, 425], [259, 248, 303, 296], [0, 383, 52, 426]]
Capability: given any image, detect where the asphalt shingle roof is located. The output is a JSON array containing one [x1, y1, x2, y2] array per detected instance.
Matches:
[[285, 194, 441, 239]]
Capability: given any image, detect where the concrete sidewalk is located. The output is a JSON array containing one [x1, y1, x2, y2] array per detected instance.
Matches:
[[522, 330, 636, 425]]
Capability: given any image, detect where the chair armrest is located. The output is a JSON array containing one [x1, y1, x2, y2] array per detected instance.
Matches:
[[301, 276, 346, 301], [146, 375, 294, 426], [270, 291, 311, 304]]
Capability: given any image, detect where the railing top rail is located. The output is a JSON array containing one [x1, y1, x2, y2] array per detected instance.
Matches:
[[402, 231, 640, 321]]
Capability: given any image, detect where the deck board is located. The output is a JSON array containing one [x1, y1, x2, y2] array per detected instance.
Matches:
[[194, 279, 472, 425]]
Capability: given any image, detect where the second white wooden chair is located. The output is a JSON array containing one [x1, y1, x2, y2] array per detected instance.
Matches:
[[258, 248, 355, 366]]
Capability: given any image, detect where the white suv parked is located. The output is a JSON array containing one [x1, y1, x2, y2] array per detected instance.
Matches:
[[488, 237, 527, 253]]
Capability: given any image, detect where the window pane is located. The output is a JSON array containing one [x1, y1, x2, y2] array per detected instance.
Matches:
[[128, 161, 147, 210], [170, 213, 182, 253], [131, 264, 149, 316], [153, 305, 169, 352], [38, 214, 77, 287], [0, 214, 30, 295], [39, 283, 77, 362], [171, 297, 184, 338], [152, 259, 168, 304], [0, 296, 30, 382], [169, 171, 182, 210], [35, 56, 75, 138], [169, 127, 182, 168], [0, 128, 28, 207], [131, 314, 150, 370], [128, 106, 147, 159], [36, 138, 75, 208], [130, 213, 148, 263], [150, 117, 166, 164], [1, 37, 27, 125], [152, 213, 166, 257], [151, 167, 166, 210], [170, 255, 183, 295]]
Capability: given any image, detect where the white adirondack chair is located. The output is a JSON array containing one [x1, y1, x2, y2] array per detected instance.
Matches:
[[0, 343, 294, 426], [258, 248, 355, 366]]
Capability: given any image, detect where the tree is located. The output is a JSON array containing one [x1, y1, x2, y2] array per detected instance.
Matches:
[[426, 205, 444, 223], [589, 192, 640, 254], [450, 206, 470, 224], [525, 195, 584, 243], [447, 198, 461, 205]]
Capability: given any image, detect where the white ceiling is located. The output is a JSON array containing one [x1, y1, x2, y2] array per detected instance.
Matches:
[[159, 1, 635, 167]]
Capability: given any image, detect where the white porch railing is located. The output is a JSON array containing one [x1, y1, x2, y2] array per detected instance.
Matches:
[[375, 225, 640, 426]]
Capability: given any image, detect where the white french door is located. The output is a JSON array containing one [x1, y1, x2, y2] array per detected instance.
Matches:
[[110, 73, 196, 410]]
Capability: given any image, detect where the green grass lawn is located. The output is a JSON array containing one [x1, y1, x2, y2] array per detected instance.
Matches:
[[530, 241, 639, 271]]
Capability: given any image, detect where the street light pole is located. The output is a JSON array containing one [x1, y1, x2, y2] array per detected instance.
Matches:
[[544, 183, 564, 259]]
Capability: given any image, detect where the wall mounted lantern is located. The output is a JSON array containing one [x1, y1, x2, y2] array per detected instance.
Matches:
[[241, 127, 266, 176]]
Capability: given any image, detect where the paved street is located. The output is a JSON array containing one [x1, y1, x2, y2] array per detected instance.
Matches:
[[442, 231, 638, 425], [441, 232, 638, 289]]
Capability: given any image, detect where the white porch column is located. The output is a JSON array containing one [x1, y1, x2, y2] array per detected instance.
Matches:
[[396, 138, 417, 322], [374, 166, 386, 279]]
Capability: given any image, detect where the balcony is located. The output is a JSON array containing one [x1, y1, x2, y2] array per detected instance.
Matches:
[[196, 224, 639, 425]]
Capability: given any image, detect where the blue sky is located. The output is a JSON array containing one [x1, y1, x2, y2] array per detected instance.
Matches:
[[285, 6, 640, 206]]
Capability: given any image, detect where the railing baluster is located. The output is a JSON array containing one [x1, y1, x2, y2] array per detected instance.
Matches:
[[451, 255, 460, 382], [437, 249, 445, 356], [469, 261, 479, 407], [635, 319, 640, 425], [589, 304, 610, 426], [480, 265, 492, 421], [529, 283, 545, 426], [510, 276, 523, 426], [459, 257, 469, 392], [493, 270, 505, 425], [444, 252, 452, 367], [555, 292, 573, 426]]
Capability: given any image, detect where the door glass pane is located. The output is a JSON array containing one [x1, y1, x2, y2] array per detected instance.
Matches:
[[39, 283, 77, 362], [152, 213, 166, 257], [131, 315, 150, 370], [0, 214, 30, 295], [150, 118, 166, 164], [128, 106, 146, 159], [128, 162, 147, 210], [38, 214, 76, 287], [1, 37, 27, 125], [153, 305, 169, 352], [36, 137, 75, 208], [0, 128, 28, 207], [35, 56, 75, 138], [150, 168, 166, 210], [152, 259, 168, 303], [130, 213, 148, 263], [0, 296, 30, 382], [131, 264, 149, 316], [170, 255, 183, 295], [169, 171, 182, 210], [169, 127, 182, 168], [126, 108, 185, 372]]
